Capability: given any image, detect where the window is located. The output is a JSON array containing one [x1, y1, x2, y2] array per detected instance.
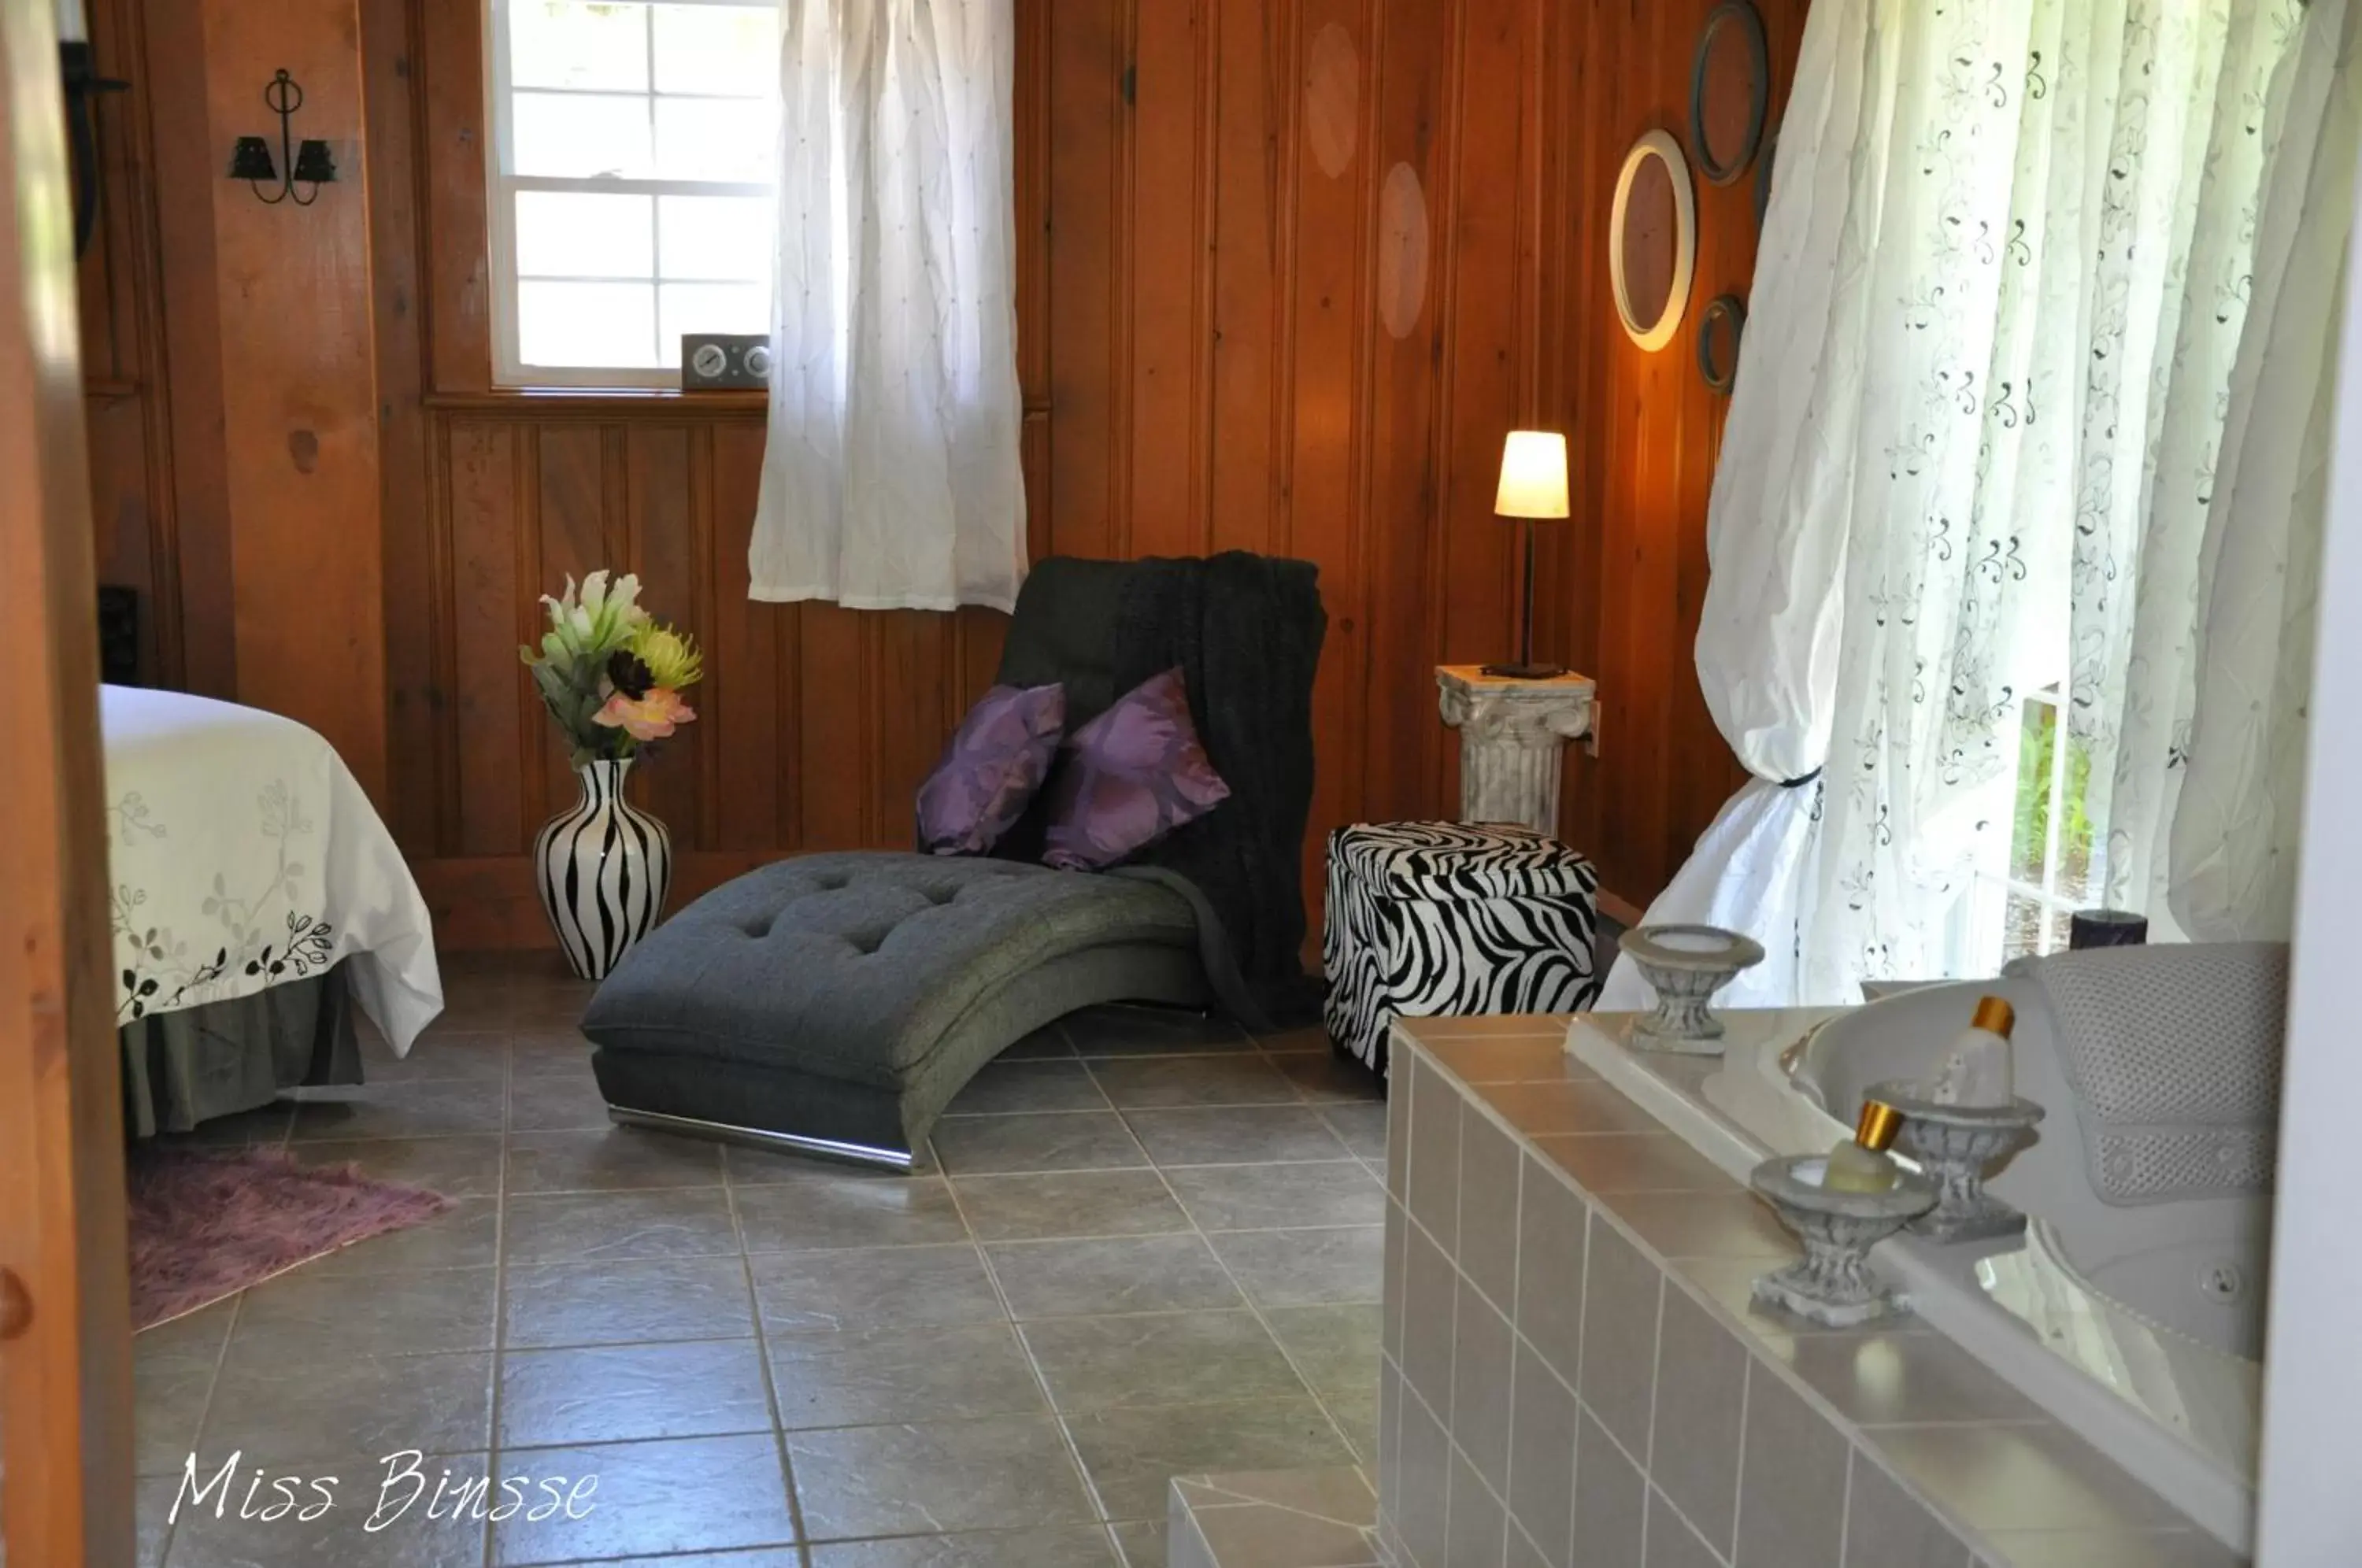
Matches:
[[1962, 684, 2098, 971], [485, 0, 776, 386]]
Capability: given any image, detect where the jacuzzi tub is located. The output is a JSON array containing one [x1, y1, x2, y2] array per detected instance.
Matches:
[[1566, 987, 2263, 1554]]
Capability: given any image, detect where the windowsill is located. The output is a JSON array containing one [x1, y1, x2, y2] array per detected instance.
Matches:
[[422, 386, 770, 415]]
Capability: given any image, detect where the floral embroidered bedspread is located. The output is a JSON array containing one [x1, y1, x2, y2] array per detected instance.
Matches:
[[102, 686, 443, 1052]]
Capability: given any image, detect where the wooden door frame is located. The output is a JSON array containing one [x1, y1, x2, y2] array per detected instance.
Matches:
[[0, 0, 138, 1562]]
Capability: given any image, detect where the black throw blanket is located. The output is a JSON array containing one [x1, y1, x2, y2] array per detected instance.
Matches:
[[992, 553, 1327, 1028]]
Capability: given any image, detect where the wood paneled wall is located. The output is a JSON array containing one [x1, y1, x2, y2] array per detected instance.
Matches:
[[79, 0, 389, 794], [80, 0, 1805, 946]]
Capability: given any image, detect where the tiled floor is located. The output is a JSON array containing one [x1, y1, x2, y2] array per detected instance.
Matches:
[[135, 956, 1386, 1568]]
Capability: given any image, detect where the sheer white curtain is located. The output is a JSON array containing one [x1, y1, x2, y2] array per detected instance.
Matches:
[[748, 0, 1026, 612], [2108, 0, 2361, 941], [1603, 0, 2334, 1008]]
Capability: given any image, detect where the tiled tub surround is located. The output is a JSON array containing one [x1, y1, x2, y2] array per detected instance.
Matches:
[[1374, 1019, 2242, 1568], [1564, 1004, 2261, 1550], [130, 956, 1387, 1568]]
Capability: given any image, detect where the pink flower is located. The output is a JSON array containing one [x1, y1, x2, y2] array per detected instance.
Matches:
[[594, 687, 697, 741]]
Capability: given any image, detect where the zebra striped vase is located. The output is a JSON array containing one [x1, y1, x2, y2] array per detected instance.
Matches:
[[534, 758, 672, 982]]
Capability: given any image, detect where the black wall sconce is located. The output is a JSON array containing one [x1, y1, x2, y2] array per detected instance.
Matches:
[[227, 69, 337, 205]]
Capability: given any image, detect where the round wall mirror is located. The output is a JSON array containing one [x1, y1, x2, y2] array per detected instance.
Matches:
[[1697, 294, 1746, 394], [1754, 121, 1779, 232], [1690, 1, 1769, 187], [1609, 130, 1696, 353]]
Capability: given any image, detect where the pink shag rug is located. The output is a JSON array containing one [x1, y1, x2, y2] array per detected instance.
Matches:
[[128, 1145, 454, 1330]]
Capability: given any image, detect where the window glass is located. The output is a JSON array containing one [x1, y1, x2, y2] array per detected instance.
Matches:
[[657, 194, 772, 280], [653, 98, 775, 183], [518, 280, 660, 369], [490, 0, 775, 384], [509, 0, 647, 92], [657, 283, 768, 366], [652, 4, 775, 96], [515, 190, 655, 278]]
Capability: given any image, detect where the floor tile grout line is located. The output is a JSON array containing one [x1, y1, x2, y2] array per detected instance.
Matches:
[[721, 1137, 817, 1567], [1133, 1131, 1370, 1477], [479, 1032, 518, 1568], [154, 1001, 1391, 1564], [927, 1128, 1132, 1555], [154, 1264, 250, 1567]]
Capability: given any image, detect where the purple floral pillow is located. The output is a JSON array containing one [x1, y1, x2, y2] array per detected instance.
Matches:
[[1041, 668, 1231, 871], [916, 682, 1067, 855]]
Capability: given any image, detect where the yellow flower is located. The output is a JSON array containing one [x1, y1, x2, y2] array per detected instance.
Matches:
[[632, 623, 704, 690]]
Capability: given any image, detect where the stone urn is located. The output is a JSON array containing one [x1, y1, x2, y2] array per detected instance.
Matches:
[[1621, 923, 1766, 1052], [1868, 1079, 2048, 1244], [1749, 1153, 1938, 1327]]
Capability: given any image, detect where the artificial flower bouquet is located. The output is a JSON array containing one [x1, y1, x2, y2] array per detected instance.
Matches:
[[521, 571, 704, 764]]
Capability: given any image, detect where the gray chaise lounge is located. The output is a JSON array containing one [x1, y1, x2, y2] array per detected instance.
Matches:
[[579, 553, 1327, 1169]]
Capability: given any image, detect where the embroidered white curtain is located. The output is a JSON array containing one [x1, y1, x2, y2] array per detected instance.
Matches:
[[2108, 0, 2360, 941], [748, 0, 1026, 612], [1602, 0, 2336, 1008]]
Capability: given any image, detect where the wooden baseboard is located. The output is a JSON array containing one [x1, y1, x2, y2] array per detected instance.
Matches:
[[420, 849, 1649, 953], [414, 851, 783, 950], [1597, 889, 1644, 928]]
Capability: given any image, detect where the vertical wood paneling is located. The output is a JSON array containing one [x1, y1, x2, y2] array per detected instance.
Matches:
[[87, 0, 1809, 944], [1538, 0, 1804, 900], [1357, 0, 1454, 826], [1128, 0, 1208, 558], [1288, 0, 1375, 917], [1046, 0, 1124, 559], [419, 0, 492, 392], [83, 401, 158, 672], [1435, 0, 1530, 824], [1020, 411, 1053, 564], [625, 425, 703, 838], [143, 0, 235, 702], [78, 0, 183, 691], [797, 604, 870, 849], [709, 422, 782, 852], [871, 612, 949, 848], [199, 0, 389, 802], [368, 0, 441, 854], [535, 424, 609, 812], [446, 420, 523, 856], [1014, 0, 1051, 405], [1206, 0, 1283, 556]]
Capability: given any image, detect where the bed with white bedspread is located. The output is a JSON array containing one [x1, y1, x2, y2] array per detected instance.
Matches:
[[103, 686, 442, 1074]]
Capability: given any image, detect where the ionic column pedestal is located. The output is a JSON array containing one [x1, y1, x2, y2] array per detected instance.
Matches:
[[1435, 664, 1596, 839]]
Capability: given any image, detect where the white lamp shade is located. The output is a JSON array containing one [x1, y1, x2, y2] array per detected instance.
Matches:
[[1494, 431, 1570, 520]]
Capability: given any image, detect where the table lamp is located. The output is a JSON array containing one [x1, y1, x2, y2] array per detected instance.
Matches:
[[1482, 430, 1571, 679]]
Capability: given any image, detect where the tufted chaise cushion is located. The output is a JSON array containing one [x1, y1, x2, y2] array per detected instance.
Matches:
[[580, 852, 1207, 1161]]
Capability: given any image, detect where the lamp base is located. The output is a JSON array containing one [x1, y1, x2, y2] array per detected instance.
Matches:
[[1478, 660, 1568, 681]]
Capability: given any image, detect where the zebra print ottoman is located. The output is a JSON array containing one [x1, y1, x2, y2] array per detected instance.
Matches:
[[1322, 821, 1601, 1076]]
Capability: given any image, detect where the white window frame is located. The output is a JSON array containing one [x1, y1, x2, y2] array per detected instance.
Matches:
[[1968, 683, 2086, 971], [482, 0, 772, 389]]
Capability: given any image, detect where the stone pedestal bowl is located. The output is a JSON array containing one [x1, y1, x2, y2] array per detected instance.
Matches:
[[1867, 1080, 2047, 1244], [1749, 1154, 1938, 1328], [1622, 923, 1766, 1054]]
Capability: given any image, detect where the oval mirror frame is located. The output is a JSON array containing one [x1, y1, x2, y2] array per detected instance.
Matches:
[[1689, 0, 1769, 187], [1754, 120, 1779, 233], [1609, 129, 1697, 353], [1697, 293, 1746, 395]]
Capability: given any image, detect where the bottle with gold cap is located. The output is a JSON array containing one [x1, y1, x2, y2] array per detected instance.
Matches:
[[1931, 995, 2016, 1109], [1823, 1100, 1906, 1193]]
